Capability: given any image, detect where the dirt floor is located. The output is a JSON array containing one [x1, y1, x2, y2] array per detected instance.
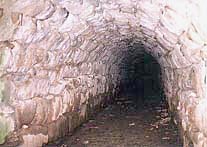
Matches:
[[45, 94, 182, 147]]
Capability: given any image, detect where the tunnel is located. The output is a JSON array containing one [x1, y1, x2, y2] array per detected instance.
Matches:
[[117, 44, 163, 102], [45, 46, 176, 147], [1, 0, 207, 147]]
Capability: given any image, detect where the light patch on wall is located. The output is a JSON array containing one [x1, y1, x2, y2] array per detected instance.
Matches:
[[0, 115, 15, 144]]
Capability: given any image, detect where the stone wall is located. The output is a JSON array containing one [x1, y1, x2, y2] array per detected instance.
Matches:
[[0, 0, 207, 146]]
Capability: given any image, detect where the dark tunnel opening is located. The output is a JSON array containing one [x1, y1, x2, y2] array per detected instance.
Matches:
[[116, 46, 165, 108]]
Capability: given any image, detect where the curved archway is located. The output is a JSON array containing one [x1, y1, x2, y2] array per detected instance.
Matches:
[[0, 0, 207, 146]]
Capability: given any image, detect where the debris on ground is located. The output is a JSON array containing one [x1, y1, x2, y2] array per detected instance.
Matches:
[[45, 94, 182, 147], [83, 140, 89, 144], [129, 122, 135, 126]]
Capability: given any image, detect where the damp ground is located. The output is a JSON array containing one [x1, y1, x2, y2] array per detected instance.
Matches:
[[45, 93, 182, 147]]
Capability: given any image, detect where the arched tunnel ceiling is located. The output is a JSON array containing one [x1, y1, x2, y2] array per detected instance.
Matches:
[[0, 0, 207, 146]]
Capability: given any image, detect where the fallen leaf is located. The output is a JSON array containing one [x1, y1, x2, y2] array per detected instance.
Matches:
[[149, 128, 154, 131], [89, 126, 99, 129], [162, 137, 170, 140], [129, 123, 135, 126], [83, 140, 89, 144]]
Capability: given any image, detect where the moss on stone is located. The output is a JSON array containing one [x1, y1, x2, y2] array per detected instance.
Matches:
[[0, 117, 9, 144], [0, 48, 7, 102], [0, 80, 5, 102], [0, 80, 9, 102], [0, 49, 10, 102], [0, 49, 10, 69], [0, 51, 4, 66]]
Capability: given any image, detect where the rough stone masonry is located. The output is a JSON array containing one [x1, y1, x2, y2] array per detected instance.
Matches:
[[0, 0, 207, 147]]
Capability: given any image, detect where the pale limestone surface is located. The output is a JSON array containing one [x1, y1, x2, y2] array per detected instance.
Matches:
[[0, 0, 207, 147]]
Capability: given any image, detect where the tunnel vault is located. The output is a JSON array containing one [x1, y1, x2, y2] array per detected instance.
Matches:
[[1, 0, 207, 147]]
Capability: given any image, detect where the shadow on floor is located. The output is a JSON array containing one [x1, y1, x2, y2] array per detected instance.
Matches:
[[45, 93, 182, 147]]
